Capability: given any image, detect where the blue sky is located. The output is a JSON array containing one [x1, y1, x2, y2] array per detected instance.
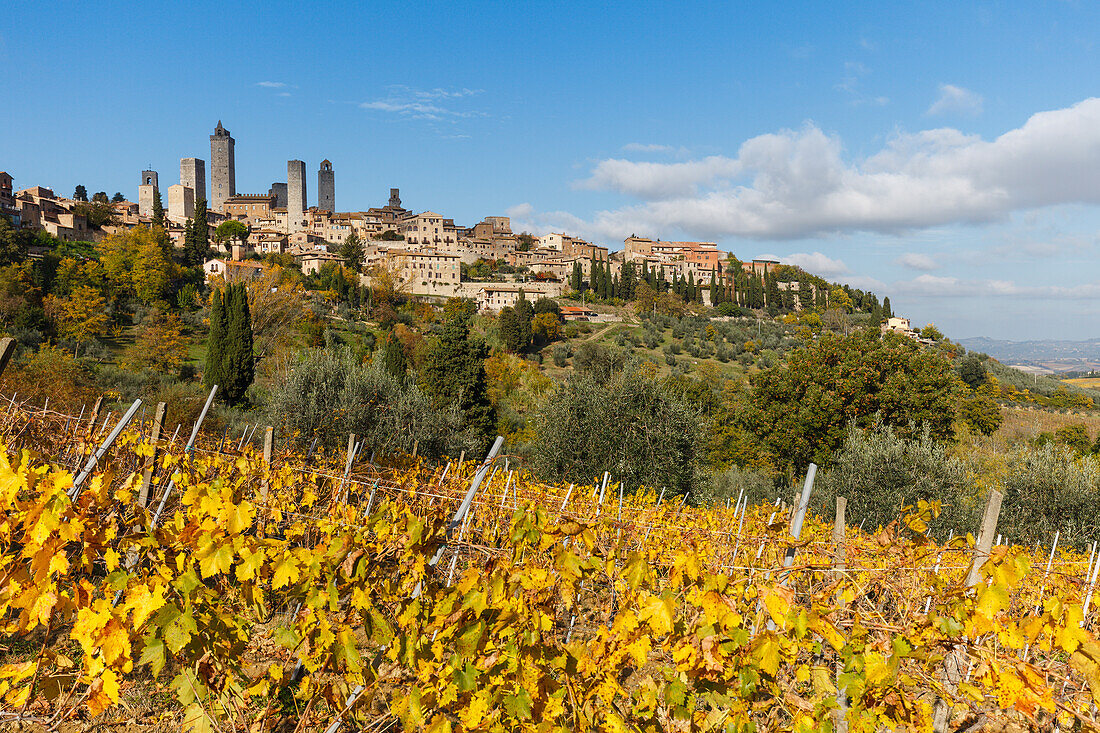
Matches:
[[3, 1, 1100, 340]]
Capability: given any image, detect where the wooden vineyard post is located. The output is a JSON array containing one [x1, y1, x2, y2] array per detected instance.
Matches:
[[69, 398, 143, 500], [137, 402, 167, 507], [86, 396, 104, 438], [933, 489, 1003, 733], [260, 426, 274, 501], [832, 496, 847, 574], [0, 337, 15, 380], [781, 463, 817, 572], [832, 496, 848, 733], [259, 426, 274, 534], [965, 489, 1003, 588]]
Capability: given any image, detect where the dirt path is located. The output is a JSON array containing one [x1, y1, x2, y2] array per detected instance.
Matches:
[[579, 323, 623, 343]]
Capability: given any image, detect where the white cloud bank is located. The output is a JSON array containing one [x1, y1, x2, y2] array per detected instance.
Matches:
[[553, 98, 1100, 242]]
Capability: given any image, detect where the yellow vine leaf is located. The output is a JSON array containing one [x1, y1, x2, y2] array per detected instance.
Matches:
[[639, 593, 675, 635]]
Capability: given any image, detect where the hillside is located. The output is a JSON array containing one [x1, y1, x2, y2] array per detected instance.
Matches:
[[959, 336, 1100, 374]]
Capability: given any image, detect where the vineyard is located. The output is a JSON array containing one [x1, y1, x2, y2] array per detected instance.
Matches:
[[4, 392, 1100, 732]]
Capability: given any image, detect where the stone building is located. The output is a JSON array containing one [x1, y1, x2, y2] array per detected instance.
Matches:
[[223, 193, 277, 221], [209, 121, 236, 212], [287, 160, 306, 233], [138, 169, 158, 217], [0, 172, 17, 225], [318, 160, 334, 212], [180, 158, 206, 206], [166, 184, 194, 222]]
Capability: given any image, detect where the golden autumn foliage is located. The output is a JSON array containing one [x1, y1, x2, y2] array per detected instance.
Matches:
[[121, 310, 190, 373], [43, 285, 111, 350], [1, 403, 1100, 731]]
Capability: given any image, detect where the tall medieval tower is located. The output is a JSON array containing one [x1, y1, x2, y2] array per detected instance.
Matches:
[[209, 121, 235, 212], [287, 160, 306, 232], [138, 169, 158, 217], [317, 160, 334, 212], [180, 158, 206, 206]]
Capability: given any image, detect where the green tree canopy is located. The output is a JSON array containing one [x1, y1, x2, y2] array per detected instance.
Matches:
[[339, 232, 365, 271], [957, 354, 988, 388], [376, 328, 407, 378], [724, 330, 961, 474], [214, 220, 249, 246]]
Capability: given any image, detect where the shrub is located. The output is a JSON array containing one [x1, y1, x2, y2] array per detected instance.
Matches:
[[573, 343, 624, 383], [999, 444, 1100, 551], [959, 393, 1003, 436], [551, 344, 570, 367], [1054, 424, 1091, 455], [529, 366, 700, 496], [814, 422, 975, 535], [266, 346, 476, 459], [695, 465, 776, 507]]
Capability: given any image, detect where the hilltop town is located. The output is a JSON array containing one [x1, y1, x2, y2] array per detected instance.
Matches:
[[1, 121, 883, 316]]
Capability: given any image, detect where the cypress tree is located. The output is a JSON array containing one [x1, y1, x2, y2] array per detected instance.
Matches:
[[621, 261, 636, 301], [420, 307, 496, 452], [571, 261, 583, 293], [882, 296, 893, 318], [185, 200, 209, 267], [515, 289, 534, 349], [152, 188, 165, 229], [377, 329, 407, 377], [687, 271, 696, 302], [709, 269, 718, 305], [204, 288, 228, 391], [222, 284, 255, 405], [612, 274, 620, 300]]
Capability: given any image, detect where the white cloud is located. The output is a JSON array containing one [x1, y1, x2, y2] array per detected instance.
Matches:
[[555, 98, 1100, 241], [257, 81, 287, 88], [360, 86, 485, 121], [895, 252, 939, 270], [576, 156, 742, 199], [772, 251, 851, 277], [927, 84, 983, 116], [506, 202, 534, 219]]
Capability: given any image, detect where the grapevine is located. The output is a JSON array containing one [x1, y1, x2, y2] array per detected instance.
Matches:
[[1, 402, 1099, 731]]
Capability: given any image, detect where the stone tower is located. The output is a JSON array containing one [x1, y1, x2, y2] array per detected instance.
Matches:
[[138, 170, 158, 217], [180, 158, 206, 206], [209, 121, 236, 213], [166, 184, 194, 222], [287, 160, 306, 232], [268, 182, 287, 208], [388, 188, 402, 208], [317, 160, 334, 212]]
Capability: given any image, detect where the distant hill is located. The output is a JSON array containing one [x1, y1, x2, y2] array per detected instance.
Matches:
[[959, 337, 1100, 374]]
